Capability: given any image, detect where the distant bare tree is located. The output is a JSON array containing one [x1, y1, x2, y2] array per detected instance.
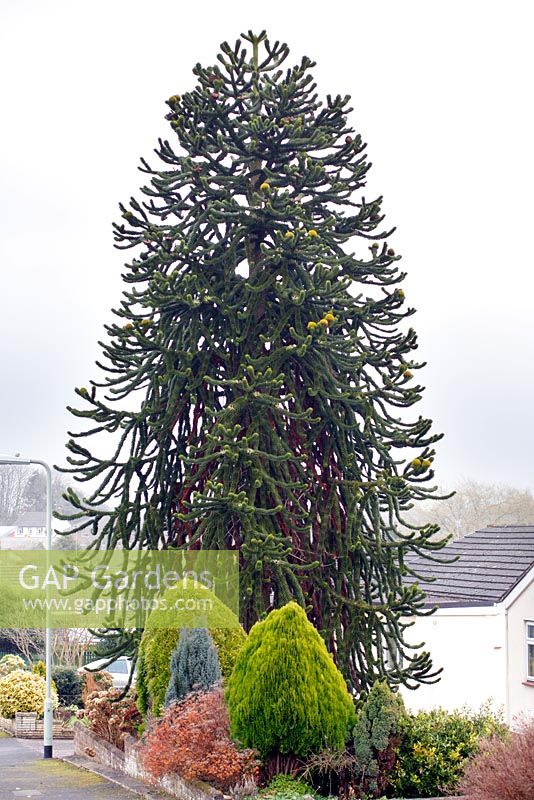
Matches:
[[0, 465, 78, 532], [51, 629, 92, 668], [0, 464, 33, 523], [406, 479, 534, 538], [23, 469, 76, 516], [0, 628, 45, 663], [0, 628, 92, 668]]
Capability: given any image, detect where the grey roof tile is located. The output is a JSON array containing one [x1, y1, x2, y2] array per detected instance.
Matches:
[[405, 525, 534, 606]]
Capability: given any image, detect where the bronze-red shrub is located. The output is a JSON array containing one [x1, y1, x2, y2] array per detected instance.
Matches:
[[82, 687, 141, 751], [81, 669, 113, 705], [459, 718, 534, 800], [142, 687, 259, 790]]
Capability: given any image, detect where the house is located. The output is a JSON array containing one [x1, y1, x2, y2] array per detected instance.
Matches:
[[0, 513, 74, 549], [400, 525, 534, 725], [15, 511, 47, 537]]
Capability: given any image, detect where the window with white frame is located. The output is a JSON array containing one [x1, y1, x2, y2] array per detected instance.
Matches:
[[527, 622, 534, 682]]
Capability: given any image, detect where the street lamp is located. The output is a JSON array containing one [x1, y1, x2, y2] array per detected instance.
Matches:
[[0, 454, 53, 759]]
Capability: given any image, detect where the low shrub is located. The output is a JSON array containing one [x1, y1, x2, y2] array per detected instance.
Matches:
[[228, 776, 259, 800], [32, 661, 46, 678], [459, 717, 534, 800], [0, 655, 26, 677], [82, 687, 141, 751], [304, 683, 406, 800], [393, 703, 508, 798], [81, 669, 113, 705], [52, 667, 83, 707], [262, 774, 316, 796], [0, 669, 58, 717], [142, 687, 259, 790], [55, 704, 80, 725], [303, 749, 357, 800]]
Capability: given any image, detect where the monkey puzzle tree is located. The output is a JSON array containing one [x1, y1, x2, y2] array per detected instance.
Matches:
[[59, 31, 447, 692]]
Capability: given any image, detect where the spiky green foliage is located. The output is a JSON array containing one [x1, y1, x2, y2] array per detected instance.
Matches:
[[226, 602, 355, 763], [164, 628, 221, 707], [352, 681, 406, 797], [59, 30, 447, 692], [137, 624, 245, 715]]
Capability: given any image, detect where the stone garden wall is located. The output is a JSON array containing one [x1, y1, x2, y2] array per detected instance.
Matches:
[[73, 723, 223, 800], [0, 712, 74, 739]]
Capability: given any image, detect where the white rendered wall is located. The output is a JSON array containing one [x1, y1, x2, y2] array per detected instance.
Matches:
[[506, 577, 534, 723], [400, 608, 507, 717]]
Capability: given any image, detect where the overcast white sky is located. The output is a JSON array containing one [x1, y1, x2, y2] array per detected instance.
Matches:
[[1, 0, 533, 491]]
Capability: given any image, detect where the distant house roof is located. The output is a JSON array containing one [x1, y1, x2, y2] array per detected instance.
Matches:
[[16, 512, 46, 527], [405, 525, 534, 607]]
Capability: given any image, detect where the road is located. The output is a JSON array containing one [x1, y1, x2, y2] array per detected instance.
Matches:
[[0, 736, 141, 800]]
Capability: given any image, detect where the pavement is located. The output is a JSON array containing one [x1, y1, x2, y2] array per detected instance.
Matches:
[[0, 735, 168, 800]]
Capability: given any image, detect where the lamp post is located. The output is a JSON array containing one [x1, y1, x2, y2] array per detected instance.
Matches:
[[0, 454, 53, 759]]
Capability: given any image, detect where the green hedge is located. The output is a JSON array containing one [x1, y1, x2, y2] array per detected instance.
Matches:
[[393, 704, 508, 797], [52, 667, 83, 707]]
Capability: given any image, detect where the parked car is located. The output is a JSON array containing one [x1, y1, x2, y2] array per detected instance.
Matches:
[[79, 656, 134, 689]]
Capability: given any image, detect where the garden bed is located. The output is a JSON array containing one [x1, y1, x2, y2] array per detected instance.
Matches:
[[73, 723, 222, 800], [73, 723, 466, 800]]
